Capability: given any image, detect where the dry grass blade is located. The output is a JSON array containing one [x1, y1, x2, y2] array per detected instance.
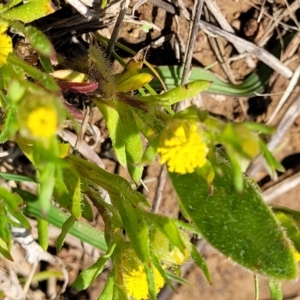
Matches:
[[106, 0, 130, 56], [199, 20, 293, 78], [263, 171, 300, 203], [247, 91, 300, 179], [266, 64, 300, 125]]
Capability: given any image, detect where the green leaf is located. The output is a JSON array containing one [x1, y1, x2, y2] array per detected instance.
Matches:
[[137, 80, 211, 105], [7, 54, 59, 92], [150, 63, 275, 97], [67, 154, 149, 208], [169, 160, 297, 279], [115, 102, 143, 183], [269, 280, 282, 300], [0, 210, 11, 249], [73, 244, 116, 291], [116, 73, 153, 92], [37, 219, 48, 251], [1, 0, 55, 23], [190, 244, 211, 283], [144, 264, 157, 300], [274, 211, 300, 253], [0, 0, 22, 14], [38, 162, 55, 214], [0, 244, 13, 260], [10, 22, 55, 58], [0, 105, 18, 142], [19, 189, 107, 251], [0, 172, 35, 182], [96, 101, 127, 166], [98, 272, 115, 300], [56, 216, 76, 251], [145, 213, 185, 252], [71, 177, 82, 220], [110, 194, 150, 264]]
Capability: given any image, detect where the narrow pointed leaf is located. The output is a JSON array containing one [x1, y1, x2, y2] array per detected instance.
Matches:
[[137, 80, 211, 105], [190, 244, 211, 283], [73, 244, 116, 291], [110, 194, 150, 264], [96, 101, 127, 166], [144, 264, 157, 300], [115, 102, 143, 183], [56, 216, 76, 251]]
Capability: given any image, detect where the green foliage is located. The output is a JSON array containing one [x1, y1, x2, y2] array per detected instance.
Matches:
[[0, 15, 299, 300]]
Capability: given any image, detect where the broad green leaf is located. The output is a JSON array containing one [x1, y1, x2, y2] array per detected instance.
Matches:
[[190, 244, 211, 283], [169, 160, 297, 279], [73, 244, 116, 291], [116, 73, 153, 92], [37, 219, 48, 251], [96, 101, 127, 166], [56, 216, 76, 251], [115, 102, 143, 183], [110, 194, 150, 264], [1, 0, 55, 23], [269, 280, 282, 300], [19, 189, 107, 251], [137, 80, 211, 105]]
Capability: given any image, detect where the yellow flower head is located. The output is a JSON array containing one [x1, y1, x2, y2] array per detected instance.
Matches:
[[0, 23, 12, 68], [26, 106, 58, 138], [292, 247, 300, 262], [123, 264, 164, 300], [158, 120, 208, 174]]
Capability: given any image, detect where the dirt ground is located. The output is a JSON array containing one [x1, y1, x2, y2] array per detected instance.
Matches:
[[2, 0, 300, 299]]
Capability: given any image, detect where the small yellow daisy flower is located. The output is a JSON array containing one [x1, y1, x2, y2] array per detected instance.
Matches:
[[123, 264, 164, 300], [0, 23, 12, 68], [158, 120, 208, 174], [26, 106, 58, 138]]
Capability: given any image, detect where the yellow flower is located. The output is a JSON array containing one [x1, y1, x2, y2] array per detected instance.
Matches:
[[26, 107, 58, 138], [292, 247, 300, 262], [0, 23, 12, 68], [123, 264, 164, 300], [158, 120, 208, 174]]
